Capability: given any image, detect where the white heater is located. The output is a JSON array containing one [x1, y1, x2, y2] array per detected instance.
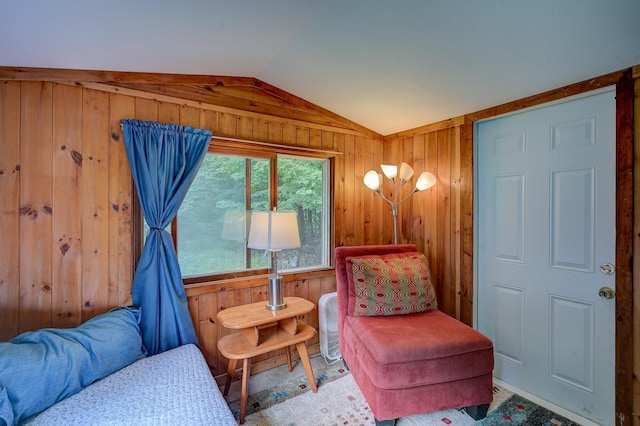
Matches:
[[319, 292, 342, 362]]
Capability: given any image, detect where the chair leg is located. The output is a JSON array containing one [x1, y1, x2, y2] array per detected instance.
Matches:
[[374, 418, 396, 426], [464, 403, 490, 420]]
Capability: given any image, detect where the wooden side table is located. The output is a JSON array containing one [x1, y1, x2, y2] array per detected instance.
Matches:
[[217, 297, 318, 424]]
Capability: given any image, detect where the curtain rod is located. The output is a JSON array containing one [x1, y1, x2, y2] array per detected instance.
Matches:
[[119, 122, 343, 157]]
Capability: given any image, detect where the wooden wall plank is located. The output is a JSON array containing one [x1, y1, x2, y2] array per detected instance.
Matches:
[[451, 126, 462, 319], [436, 129, 453, 315], [423, 131, 438, 279], [459, 118, 474, 325], [310, 128, 322, 149], [52, 83, 83, 327], [109, 93, 135, 306], [362, 144, 375, 246], [267, 120, 283, 144], [158, 101, 180, 125], [411, 135, 426, 251], [382, 138, 399, 244], [19, 82, 54, 333], [333, 134, 345, 248], [400, 137, 414, 245], [372, 137, 384, 245], [201, 110, 218, 135], [217, 112, 237, 137], [0, 81, 21, 340], [134, 98, 158, 122], [342, 135, 355, 246], [195, 292, 220, 374], [236, 115, 253, 140], [353, 136, 365, 245], [296, 127, 310, 147], [282, 122, 296, 146], [81, 89, 111, 320]]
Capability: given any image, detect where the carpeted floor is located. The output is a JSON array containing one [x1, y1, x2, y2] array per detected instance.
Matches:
[[222, 355, 582, 426]]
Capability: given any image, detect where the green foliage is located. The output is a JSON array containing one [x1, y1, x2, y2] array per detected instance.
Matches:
[[176, 153, 326, 276]]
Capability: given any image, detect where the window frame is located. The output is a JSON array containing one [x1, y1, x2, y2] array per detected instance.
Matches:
[[135, 136, 339, 286]]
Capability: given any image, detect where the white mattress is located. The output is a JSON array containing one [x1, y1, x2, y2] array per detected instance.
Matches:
[[22, 344, 236, 426]]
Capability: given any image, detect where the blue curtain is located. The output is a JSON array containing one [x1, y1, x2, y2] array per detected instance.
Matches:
[[121, 119, 212, 355]]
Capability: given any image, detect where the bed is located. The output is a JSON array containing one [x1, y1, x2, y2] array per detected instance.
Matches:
[[0, 307, 236, 426]]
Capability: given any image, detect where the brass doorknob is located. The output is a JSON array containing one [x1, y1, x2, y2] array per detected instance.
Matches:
[[598, 287, 615, 300]]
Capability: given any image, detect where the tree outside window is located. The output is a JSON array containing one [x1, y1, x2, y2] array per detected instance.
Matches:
[[155, 149, 331, 281]]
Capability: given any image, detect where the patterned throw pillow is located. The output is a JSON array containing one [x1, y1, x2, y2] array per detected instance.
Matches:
[[348, 253, 437, 316]]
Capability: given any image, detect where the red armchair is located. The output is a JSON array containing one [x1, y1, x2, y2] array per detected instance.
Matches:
[[335, 244, 494, 425]]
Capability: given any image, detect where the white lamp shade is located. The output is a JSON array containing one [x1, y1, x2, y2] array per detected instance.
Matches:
[[363, 170, 381, 190], [247, 210, 301, 250], [415, 171, 437, 191], [380, 164, 397, 179], [398, 162, 414, 181]]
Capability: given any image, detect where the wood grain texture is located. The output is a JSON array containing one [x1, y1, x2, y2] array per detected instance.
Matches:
[[632, 67, 640, 426], [614, 69, 634, 426], [52, 83, 83, 328], [109, 93, 135, 307], [19, 82, 54, 333], [0, 81, 21, 340], [81, 89, 111, 320]]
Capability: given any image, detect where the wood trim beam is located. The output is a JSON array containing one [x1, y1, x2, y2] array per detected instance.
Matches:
[[65, 81, 372, 137], [209, 136, 342, 159], [0, 66, 258, 85], [0, 66, 382, 139], [466, 69, 628, 122], [614, 68, 634, 425], [184, 268, 336, 297], [383, 116, 465, 141]]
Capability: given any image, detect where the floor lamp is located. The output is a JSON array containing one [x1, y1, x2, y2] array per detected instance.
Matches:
[[363, 162, 436, 244], [247, 210, 301, 310]]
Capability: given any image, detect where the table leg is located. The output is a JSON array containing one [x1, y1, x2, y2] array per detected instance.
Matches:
[[295, 341, 317, 393], [286, 346, 293, 372], [223, 358, 238, 396], [239, 357, 251, 424]]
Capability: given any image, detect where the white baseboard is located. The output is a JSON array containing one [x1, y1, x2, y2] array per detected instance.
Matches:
[[492, 378, 601, 426]]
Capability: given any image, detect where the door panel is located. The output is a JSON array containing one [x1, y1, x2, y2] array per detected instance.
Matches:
[[476, 88, 615, 425]]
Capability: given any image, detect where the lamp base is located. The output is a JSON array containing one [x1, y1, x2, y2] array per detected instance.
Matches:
[[266, 276, 287, 311]]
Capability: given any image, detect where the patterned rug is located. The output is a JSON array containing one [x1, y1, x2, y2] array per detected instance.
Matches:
[[229, 360, 581, 425]]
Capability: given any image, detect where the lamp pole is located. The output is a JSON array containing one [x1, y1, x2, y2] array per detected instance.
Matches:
[[377, 184, 419, 245]]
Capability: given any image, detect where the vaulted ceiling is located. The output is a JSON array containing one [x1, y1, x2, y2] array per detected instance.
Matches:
[[2, 0, 639, 135]]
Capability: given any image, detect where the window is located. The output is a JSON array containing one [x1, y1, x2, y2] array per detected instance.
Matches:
[[148, 141, 333, 282]]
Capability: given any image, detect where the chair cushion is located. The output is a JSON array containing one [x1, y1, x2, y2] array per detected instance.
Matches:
[[343, 309, 494, 390], [346, 252, 437, 316]]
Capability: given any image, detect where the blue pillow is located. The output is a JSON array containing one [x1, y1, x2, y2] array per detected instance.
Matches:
[[0, 306, 146, 425]]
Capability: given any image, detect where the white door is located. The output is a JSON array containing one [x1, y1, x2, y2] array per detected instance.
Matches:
[[476, 88, 616, 425]]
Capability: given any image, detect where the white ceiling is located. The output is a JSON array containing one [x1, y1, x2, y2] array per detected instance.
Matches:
[[2, 0, 640, 135]]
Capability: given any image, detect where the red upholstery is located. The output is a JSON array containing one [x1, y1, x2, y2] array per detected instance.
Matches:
[[335, 245, 494, 421]]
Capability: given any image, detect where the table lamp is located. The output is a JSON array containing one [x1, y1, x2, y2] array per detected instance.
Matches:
[[247, 210, 301, 310]]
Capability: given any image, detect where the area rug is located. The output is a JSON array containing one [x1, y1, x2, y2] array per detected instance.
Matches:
[[236, 367, 581, 426], [227, 358, 350, 420]]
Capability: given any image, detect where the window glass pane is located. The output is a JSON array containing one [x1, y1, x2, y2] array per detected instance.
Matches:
[[277, 156, 329, 270], [248, 158, 270, 270], [163, 149, 330, 280], [177, 154, 270, 277]]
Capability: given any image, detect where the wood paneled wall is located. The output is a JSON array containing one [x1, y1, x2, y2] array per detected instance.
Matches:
[[0, 79, 398, 377], [0, 81, 134, 339], [381, 122, 469, 321], [2, 68, 637, 423]]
